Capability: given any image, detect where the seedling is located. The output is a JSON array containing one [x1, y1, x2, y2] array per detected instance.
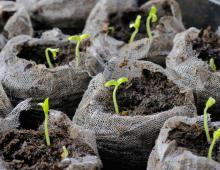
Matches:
[[68, 34, 90, 67], [61, 146, 69, 160], [38, 98, 51, 146], [210, 58, 217, 71], [204, 97, 216, 143], [146, 6, 158, 40], [208, 127, 220, 159], [105, 77, 128, 114], [45, 48, 59, 68], [129, 15, 142, 43]]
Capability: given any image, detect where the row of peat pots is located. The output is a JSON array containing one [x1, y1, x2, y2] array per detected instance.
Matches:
[[0, 0, 220, 170]]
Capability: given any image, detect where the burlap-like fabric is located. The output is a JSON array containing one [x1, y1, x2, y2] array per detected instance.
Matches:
[[166, 27, 220, 120], [147, 116, 220, 170], [73, 58, 196, 170], [0, 102, 102, 170], [84, 0, 185, 68], [0, 35, 91, 117]]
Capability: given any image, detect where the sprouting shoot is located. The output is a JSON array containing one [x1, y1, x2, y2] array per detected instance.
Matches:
[[204, 97, 216, 143], [146, 6, 158, 40], [105, 77, 128, 114], [68, 34, 90, 67], [129, 15, 142, 43], [45, 48, 59, 68], [38, 97, 51, 146]]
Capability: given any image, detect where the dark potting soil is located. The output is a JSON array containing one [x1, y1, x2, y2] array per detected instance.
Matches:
[[105, 2, 172, 43], [108, 70, 186, 116], [193, 26, 220, 70], [0, 127, 95, 170], [168, 122, 220, 162], [17, 40, 90, 68]]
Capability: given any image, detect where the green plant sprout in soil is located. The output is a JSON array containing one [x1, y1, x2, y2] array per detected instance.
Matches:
[[204, 97, 216, 143], [105, 4, 170, 43], [146, 6, 158, 40], [168, 122, 220, 163], [208, 127, 220, 159], [193, 26, 220, 71], [210, 58, 217, 71], [45, 48, 59, 68], [68, 33, 90, 66], [105, 77, 129, 114], [38, 97, 51, 146], [61, 146, 69, 160], [129, 15, 142, 43]]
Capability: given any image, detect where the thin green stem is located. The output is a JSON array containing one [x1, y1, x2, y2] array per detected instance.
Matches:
[[146, 16, 152, 40], [113, 86, 119, 114], [75, 41, 80, 67], [204, 107, 211, 142], [129, 29, 138, 44], [45, 49, 54, 68], [208, 137, 217, 159], [44, 114, 50, 146]]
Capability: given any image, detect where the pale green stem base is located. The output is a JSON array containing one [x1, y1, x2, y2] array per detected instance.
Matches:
[[129, 30, 138, 43], [113, 86, 119, 114], [45, 49, 54, 68], [44, 115, 51, 146], [146, 16, 152, 40], [75, 42, 80, 67], [204, 108, 211, 142], [208, 137, 217, 159]]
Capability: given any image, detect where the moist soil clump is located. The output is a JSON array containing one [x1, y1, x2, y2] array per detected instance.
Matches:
[[168, 122, 220, 162], [105, 3, 172, 43], [17, 40, 90, 68], [0, 127, 95, 170], [108, 70, 185, 116], [193, 26, 220, 70]]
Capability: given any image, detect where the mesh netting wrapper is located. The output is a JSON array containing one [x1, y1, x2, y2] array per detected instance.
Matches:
[[16, 0, 99, 32], [73, 58, 196, 169], [0, 35, 92, 117], [166, 27, 220, 120], [0, 99, 102, 170], [147, 116, 220, 170], [83, 0, 185, 69]]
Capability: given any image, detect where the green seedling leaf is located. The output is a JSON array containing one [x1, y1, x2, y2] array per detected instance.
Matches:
[[146, 6, 158, 40], [105, 77, 129, 114], [210, 58, 217, 71], [204, 97, 216, 143], [208, 127, 220, 159], [38, 97, 51, 146], [45, 48, 59, 68], [129, 15, 142, 43], [61, 146, 69, 160], [68, 33, 90, 67], [105, 80, 117, 87], [117, 77, 129, 86]]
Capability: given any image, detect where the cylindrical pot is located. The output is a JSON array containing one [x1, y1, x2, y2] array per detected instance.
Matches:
[[147, 116, 220, 170], [73, 58, 196, 170]]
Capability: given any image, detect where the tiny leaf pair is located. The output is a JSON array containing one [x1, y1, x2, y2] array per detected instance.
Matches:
[[105, 77, 128, 114], [38, 98, 51, 146], [204, 97, 216, 143], [129, 15, 142, 43], [68, 34, 90, 67], [45, 48, 59, 68], [146, 6, 158, 40]]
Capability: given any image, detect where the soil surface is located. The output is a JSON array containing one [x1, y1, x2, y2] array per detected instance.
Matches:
[[168, 122, 220, 162], [0, 127, 95, 170], [193, 26, 220, 70], [104, 2, 172, 43], [108, 70, 186, 116], [17, 40, 90, 68]]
